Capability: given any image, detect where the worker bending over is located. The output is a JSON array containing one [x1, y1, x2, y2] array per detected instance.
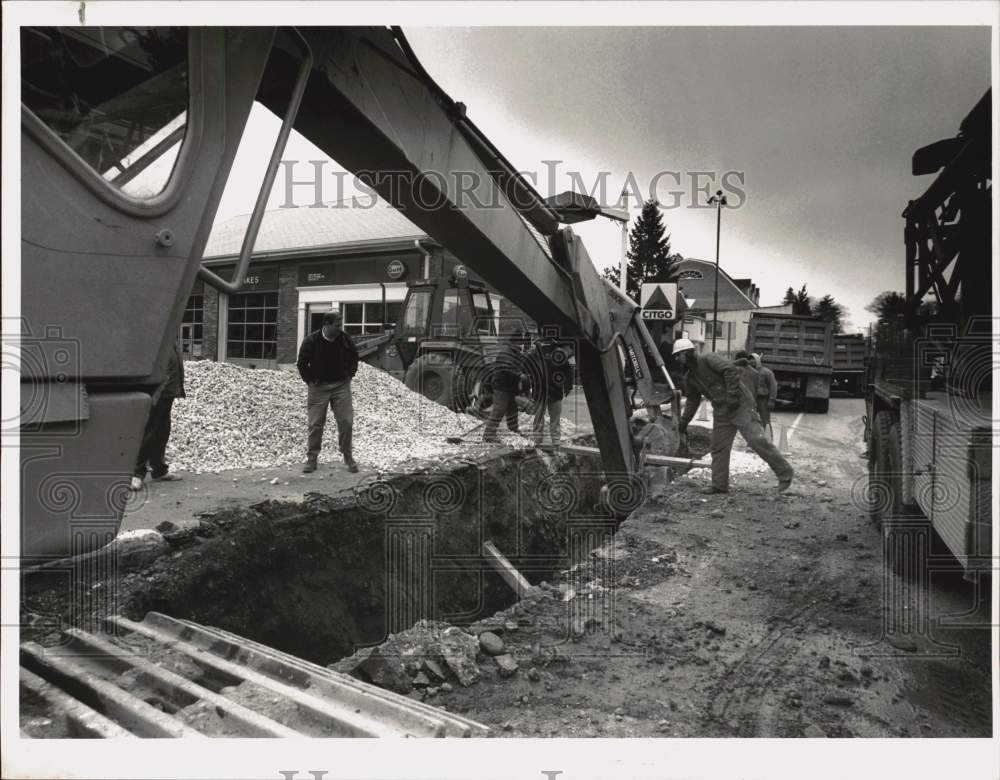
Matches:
[[672, 339, 793, 494]]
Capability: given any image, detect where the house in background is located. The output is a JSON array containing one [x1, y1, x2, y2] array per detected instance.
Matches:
[[674, 258, 791, 356]]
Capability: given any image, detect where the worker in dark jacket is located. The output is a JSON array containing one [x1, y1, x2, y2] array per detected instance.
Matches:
[[297, 311, 359, 473], [673, 339, 793, 494], [483, 327, 529, 442], [131, 339, 185, 490], [527, 336, 575, 448], [751, 353, 778, 439]]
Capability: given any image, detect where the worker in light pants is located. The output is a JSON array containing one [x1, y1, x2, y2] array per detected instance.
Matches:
[[297, 311, 359, 473], [672, 339, 793, 494]]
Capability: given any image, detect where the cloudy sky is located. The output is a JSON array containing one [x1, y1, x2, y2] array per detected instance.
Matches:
[[215, 26, 991, 330]]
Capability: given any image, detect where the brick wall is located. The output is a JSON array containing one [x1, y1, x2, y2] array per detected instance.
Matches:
[[277, 264, 299, 364], [202, 284, 220, 361]]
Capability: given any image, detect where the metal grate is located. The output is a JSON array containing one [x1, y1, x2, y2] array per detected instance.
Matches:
[[20, 612, 488, 738]]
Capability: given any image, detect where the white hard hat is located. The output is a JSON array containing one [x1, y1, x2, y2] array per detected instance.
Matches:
[[672, 338, 696, 355]]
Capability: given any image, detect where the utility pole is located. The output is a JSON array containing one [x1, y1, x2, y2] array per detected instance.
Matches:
[[708, 189, 727, 352], [618, 188, 629, 294]]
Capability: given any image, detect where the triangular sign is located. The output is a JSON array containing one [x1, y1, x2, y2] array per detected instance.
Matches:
[[644, 286, 671, 310]]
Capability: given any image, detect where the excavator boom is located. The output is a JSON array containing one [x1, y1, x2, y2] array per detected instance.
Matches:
[[20, 25, 673, 558]]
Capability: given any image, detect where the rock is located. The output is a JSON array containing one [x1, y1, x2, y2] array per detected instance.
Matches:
[[823, 694, 854, 707], [328, 646, 374, 677], [570, 618, 587, 641], [816, 480, 828, 487], [440, 682, 453, 693], [478, 631, 505, 656], [860, 666, 873, 678], [155, 521, 177, 533], [886, 634, 918, 652], [783, 520, 800, 529], [835, 533, 849, 542], [494, 654, 518, 678], [709, 509, 725, 519], [504, 621, 519, 632], [269, 477, 280, 485], [803, 724, 827, 738], [426, 686, 438, 696], [704, 621, 726, 636], [528, 667, 541, 682], [106, 530, 171, 573], [423, 658, 446, 681], [818, 656, 831, 669], [359, 650, 412, 694], [412, 672, 430, 688], [440, 627, 481, 686]]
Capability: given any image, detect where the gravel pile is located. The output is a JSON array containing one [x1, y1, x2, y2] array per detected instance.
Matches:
[[166, 360, 570, 473]]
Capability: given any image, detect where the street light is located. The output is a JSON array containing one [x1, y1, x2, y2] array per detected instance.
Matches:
[[544, 190, 629, 290], [708, 189, 727, 352]]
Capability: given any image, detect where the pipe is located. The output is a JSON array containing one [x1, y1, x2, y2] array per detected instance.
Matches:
[[199, 28, 313, 295]]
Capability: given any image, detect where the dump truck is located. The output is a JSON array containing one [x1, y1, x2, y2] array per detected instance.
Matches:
[[746, 311, 834, 412], [864, 89, 991, 583], [831, 333, 868, 397]]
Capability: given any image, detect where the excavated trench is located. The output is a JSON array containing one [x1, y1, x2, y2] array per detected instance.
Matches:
[[23, 448, 643, 668]]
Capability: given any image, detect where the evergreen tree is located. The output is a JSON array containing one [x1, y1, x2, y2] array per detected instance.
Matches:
[[815, 294, 847, 333], [791, 284, 813, 316], [601, 199, 677, 301], [782, 287, 797, 306]]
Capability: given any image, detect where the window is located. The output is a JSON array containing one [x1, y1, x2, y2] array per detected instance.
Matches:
[[22, 26, 189, 199], [341, 302, 401, 335], [180, 294, 203, 356], [400, 290, 432, 336], [438, 288, 476, 337], [472, 292, 497, 335], [707, 320, 727, 339], [227, 291, 278, 360]]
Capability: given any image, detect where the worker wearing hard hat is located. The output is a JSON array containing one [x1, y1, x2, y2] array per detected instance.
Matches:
[[672, 339, 793, 494]]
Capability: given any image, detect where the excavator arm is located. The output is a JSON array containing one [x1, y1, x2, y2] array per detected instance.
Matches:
[[254, 25, 669, 479], [19, 25, 679, 559]]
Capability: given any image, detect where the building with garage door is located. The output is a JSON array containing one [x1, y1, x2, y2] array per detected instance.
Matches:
[[181, 201, 506, 369]]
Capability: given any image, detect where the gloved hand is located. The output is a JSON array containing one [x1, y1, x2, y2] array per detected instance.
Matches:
[[768, 400, 776, 411]]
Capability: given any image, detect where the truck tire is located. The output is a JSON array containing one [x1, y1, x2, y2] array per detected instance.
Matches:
[[806, 397, 830, 414], [872, 413, 931, 580], [404, 355, 455, 409], [869, 411, 901, 525]]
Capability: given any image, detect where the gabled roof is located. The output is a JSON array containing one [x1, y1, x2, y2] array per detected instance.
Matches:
[[204, 199, 429, 259], [674, 257, 759, 311]]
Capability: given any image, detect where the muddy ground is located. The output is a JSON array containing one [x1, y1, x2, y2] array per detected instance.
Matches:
[[23, 399, 993, 739], [378, 400, 993, 738]]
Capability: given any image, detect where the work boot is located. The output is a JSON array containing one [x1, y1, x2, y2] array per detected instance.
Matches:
[[129, 476, 144, 492], [700, 485, 728, 495], [302, 460, 317, 474], [345, 457, 359, 474], [777, 472, 794, 493]]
